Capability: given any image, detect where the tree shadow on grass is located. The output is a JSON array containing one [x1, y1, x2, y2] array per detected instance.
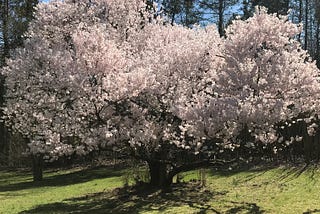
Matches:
[[225, 201, 265, 214], [0, 171, 28, 181], [210, 163, 320, 185], [20, 182, 265, 214], [277, 164, 309, 181], [303, 209, 320, 214], [274, 163, 320, 186], [208, 162, 278, 178], [207, 164, 275, 186], [0, 166, 124, 192]]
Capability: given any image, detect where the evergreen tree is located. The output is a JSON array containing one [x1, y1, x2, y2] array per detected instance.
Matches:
[[251, 0, 290, 15], [0, 0, 38, 165], [199, 0, 238, 36], [158, 0, 201, 27], [0, 0, 38, 64]]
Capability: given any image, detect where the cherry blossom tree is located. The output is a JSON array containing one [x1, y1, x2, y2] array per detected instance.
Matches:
[[2, 0, 320, 187], [1, 0, 154, 180], [119, 23, 224, 187], [2, 0, 224, 185], [220, 8, 320, 146], [175, 8, 320, 158]]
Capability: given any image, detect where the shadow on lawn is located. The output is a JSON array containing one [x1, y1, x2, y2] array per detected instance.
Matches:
[[0, 166, 124, 192], [225, 201, 265, 214], [208, 162, 278, 177], [20, 182, 265, 214], [303, 209, 320, 214], [210, 162, 320, 184]]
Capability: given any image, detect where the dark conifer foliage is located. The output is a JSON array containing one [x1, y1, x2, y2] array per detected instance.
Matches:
[[0, 0, 38, 166], [251, 0, 290, 15]]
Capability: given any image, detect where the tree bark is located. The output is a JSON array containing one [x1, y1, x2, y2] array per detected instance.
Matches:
[[0, 75, 8, 164], [147, 158, 232, 189], [1, 0, 10, 62], [32, 154, 44, 181], [302, 122, 312, 164], [148, 160, 173, 188], [218, 0, 224, 37], [293, 0, 303, 43], [0, 0, 10, 166], [304, 0, 309, 50], [316, 20, 320, 67]]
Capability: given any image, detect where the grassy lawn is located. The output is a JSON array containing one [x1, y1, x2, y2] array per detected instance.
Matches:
[[0, 165, 320, 213]]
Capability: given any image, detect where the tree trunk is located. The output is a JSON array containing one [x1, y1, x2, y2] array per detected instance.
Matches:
[[1, 0, 10, 62], [297, 0, 303, 43], [316, 21, 320, 67], [0, 63, 8, 166], [304, 0, 309, 50], [302, 122, 312, 164], [314, 132, 320, 161], [0, 103, 8, 165], [148, 161, 173, 188], [0, 0, 10, 166], [218, 0, 224, 37], [32, 154, 44, 181]]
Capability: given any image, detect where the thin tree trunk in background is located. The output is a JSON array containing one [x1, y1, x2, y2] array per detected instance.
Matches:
[[296, 0, 303, 43], [184, 0, 191, 27], [305, 0, 309, 50], [2, 0, 9, 61], [171, 13, 175, 25], [0, 70, 7, 163], [0, 0, 10, 165], [317, 24, 320, 66], [218, 0, 224, 36], [316, 4, 320, 67]]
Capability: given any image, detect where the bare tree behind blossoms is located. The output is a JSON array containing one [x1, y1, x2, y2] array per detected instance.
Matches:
[[2, 1, 320, 187]]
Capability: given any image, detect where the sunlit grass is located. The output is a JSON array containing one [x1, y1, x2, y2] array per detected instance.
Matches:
[[0, 166, 124, 213], [205, 166, 320, 213], [1, 164, 320, 213]]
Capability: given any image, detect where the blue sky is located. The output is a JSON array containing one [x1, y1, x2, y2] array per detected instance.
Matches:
[[39, 0, 244, 27]]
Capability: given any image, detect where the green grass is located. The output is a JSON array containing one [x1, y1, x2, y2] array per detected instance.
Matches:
[[0, 166, 124, 214], [1, 165, 320, 213]]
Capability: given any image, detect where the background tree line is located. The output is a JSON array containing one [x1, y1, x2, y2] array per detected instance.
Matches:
[[1, 0, 320, 168], [157, 0, 320, 59], [0, 0, 38, 166]]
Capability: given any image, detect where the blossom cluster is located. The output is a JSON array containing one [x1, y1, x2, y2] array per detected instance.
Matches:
[[2, 1, 320, 160]]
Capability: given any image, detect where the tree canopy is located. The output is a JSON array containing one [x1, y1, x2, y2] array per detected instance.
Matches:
[[1, 0, 320, 187]]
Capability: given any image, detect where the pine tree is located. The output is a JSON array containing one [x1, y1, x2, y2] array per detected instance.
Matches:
[[199, 0, 238, 36], [0, 0, 38, 166], [251, 0, 290, 15], [158, 0, 201, 27], [0, 0, 38, 64]]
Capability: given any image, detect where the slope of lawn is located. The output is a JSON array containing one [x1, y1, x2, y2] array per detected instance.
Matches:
[[1, 164, 320, 213]]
